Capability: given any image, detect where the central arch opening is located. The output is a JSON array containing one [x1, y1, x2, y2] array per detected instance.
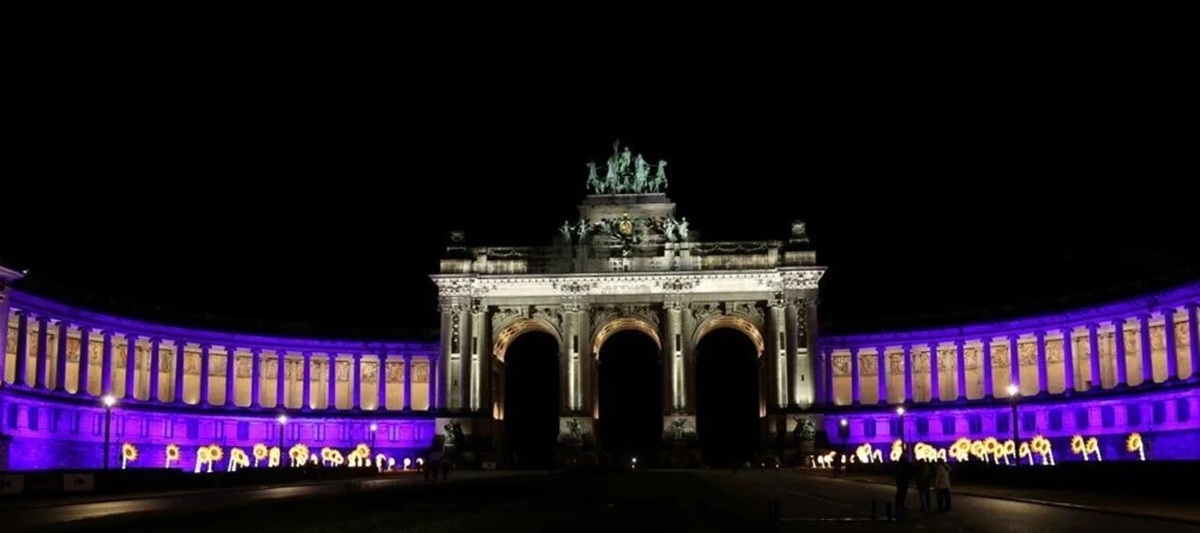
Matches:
[[503, 331, 560, 470], [695, 327, 760, 468], [598, 329, 662, 467]]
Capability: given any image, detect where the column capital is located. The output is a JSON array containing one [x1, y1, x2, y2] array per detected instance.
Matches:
[[1160, 306, 1176, 317], [927, 342, 938, 350], [1086, 322, 1099, 332], [403, 354, 413, 362], [1006, 333, 1019, 341], [36, 315, 49, 325], [199, 342, 211, 350], [1112, 317, 1127, 326], [149, 337, 161, 346], [1060, 326, 1075, 335], [126, 332, 139, 340], [1034, 330, 1045, 338], [954, 339, 965, 348], [353, 353, 362, 360], [250, 347, 262, 355]]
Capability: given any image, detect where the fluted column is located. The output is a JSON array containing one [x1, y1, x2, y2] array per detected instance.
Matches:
[[352, 353, 362, 409], [1188, 304, 1200, 379], [1087, 324, 1101, 389], [224, 347, 236, 406], [1007, 335, 1019, 391], [665, 303, 684, 411], [902, 345, 913, 401], [173, 341, 186, 403], [0, 304, 9, 385], [101, 330, 114, 395], [149, 339, 161, 402], [377, 353, 388, 410], [402, 355, 413, 410], [768, 302, 787, 408], [55, 321, 69, 392], [822, 348, 834, 405], [14, 311, 28, 386], [876, 347, 887, 404], [928, 343, 940, 402], [125, 334, 138, 399], [35, 316, 49, 388], [981, 338, 993, 398], [198, 343, 210, 405], [1162, 309, 1178, 380], [1113, 319, 1128, 386], [1061, 328, 1075, 392], [78, 328, 93, 395], [849, 348, 860, 405], [1138, 314, 1153, 384], [327, 353, 338, 409], [302, 351, 313, 410], [250, 348, 262, 408], [427, 355, 438, 411], [954, 340, 966, 400], [1035, 331, 1048, 394], [275, 351, 287, 408]]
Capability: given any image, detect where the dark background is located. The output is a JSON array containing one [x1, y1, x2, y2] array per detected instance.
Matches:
[[4, 40, 1197, 340]]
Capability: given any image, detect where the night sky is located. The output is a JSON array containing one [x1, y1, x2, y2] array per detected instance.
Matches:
[[5, 51, 1197, 340]]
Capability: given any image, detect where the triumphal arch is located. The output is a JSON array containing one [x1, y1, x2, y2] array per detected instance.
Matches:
[[430, 142, 825, 464]]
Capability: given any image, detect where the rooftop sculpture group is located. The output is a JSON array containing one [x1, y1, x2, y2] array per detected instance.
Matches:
[[560, 213, 690, 256], [586, 140, 668, 195]]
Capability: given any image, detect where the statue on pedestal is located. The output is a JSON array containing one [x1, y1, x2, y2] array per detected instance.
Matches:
[[560, 221, 573, 244], [676, 217, 689, 241], [586, 161, 605, 194], [633, 154, 651, 192], [587, 141, 670, 195], [662, 217, 678, 242]]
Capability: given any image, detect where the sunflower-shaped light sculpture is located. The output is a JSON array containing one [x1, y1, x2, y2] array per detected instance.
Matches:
[[121, 443, 138, 469]]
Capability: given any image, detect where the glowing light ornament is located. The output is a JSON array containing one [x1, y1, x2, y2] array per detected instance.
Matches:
[[227, 448, 250, 472], [1126, 433, 1145, 461], [253, 443, 268, 467], [320, 447, 345, 467], [347, 444, 371, 467], [203, 445, 224, 473], [1070, 435, 1091, 461], [387, 457, 395, 470], [948, 438, 971, 462], [889, 440, 905, 462], [165, 443, 181, 468], [1001, 440, 1016, 465], [194, 447, 210, 473], [121, 443, 139, 469], [969, 440, 987, 462], [1018, 442, 1034, 465], [403, 457, 412, 470], [913, 443, 936, 462], [983, 437, 1002, 464], [376, 454, 388, 472], [1084, 437, 1101, 461], [1029, 435, 1054, 465], [289, 444, 310, 466], [268, 446, 281, 468]]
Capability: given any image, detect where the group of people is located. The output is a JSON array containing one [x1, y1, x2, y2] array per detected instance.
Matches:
[[895, 456, 952, 514]]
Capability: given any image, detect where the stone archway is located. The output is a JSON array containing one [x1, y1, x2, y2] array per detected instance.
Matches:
[[500, 329, 561, 469], [695, 326, 764, 467], [595, 325, 663, 466]]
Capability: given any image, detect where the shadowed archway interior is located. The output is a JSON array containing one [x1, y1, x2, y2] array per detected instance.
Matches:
[[696, 327, 760, 468], [503, 331, 560, 469], [598, 329, 662, 466]]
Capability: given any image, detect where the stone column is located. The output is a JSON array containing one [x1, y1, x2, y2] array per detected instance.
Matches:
[[849, 348, 860, 405], [768, 302, 787, 408], [1087, 324, 1101, 389], [327, 353, 338, 409], [148, 339, 161, 402], [275, 351, 287, 408], [124, 335, 138, 399], [302, 352, 312, 410], [101, 330, 115, 396], [954, 340, 967, 400], [457, 306, 472, 412], [174, 341, 186, 403], [427, 355, 438, 411], [224, 346, 236, 406], [1138, 314, 1153, 384], [902, 344, 913, 401], [1113, 319, 1128, 386], [377, 353, 388, 410], [1035, 331, 1048, 394], [198, 343, 210, 405], [1162, 309, 1178, 380], [437, 301, 468, 410], [1188, 304, 1200, 379], [1007, 335, 1019, 391], [785, 298, 813, 407], [823, 349, 835, 405], [352, 353, 362, 409], [35, 316, 49, 388], [928, 343, 940, 402], [402, 355, 413, 410], [0, 300, 9, 386], [14, 311, 28, 386], [981, 338, 993, 398], [79, 328, 93, 396], [55, 321, 70, 392], [250, 348, 262, 408], [472, 308, 492, 413], [876, 347, 887, 404], [665, 302, 685, 411], [1061, 328, 1075, 392]]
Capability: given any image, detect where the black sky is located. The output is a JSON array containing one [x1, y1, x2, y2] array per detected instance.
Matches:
[[4, 39, 1197, 339]]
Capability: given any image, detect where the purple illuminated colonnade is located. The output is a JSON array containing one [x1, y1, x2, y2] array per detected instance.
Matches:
[[0, 288, 438, 471], [818, 281, 1200, 461]]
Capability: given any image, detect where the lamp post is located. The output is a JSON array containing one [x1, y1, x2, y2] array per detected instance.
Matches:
[[838, 418, 849, 455], [370, 423, 378, 449], [1007, 384, 1020, 450], [895, 406, 906, 453], [102, 395, 116, 470], [277, 414, 288, 463]]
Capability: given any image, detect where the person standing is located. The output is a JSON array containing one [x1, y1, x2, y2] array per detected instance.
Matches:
[[916, 460, 933, 512], [893, 455, 912, 514], [933, 458, 952, 511]]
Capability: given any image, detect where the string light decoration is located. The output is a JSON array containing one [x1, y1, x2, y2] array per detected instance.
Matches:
[[252, 443, 268, 467], [121, 443, 138, 469], [165, 444, 180, 469], [1126, 433, 1146, 461]]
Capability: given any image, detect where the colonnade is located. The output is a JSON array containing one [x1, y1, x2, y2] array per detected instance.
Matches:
[[821, 294, 1199, 406], [1, 292, 438, 412]]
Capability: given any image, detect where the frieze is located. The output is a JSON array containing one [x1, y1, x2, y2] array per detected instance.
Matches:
[[1149, 324, 1166, 351], [364, 360, 379, 381], [887, 352, 904, 374], [1046, 339, 1064, 364], [992, 346, 1011, 368], [912, 350, 930, 372], [593, 304, 660, 328], [690, 302, 722, 324], [759, 270, 823, 291], [561, 299, 587, 313], [937, 348, 956, 372], [413, 361, 429, 383], [858, 353, 878, 376], [386, 361, 403, 383], [831, 354, 850, 376], [455, 271, 823, 299], [337, 360, 352, 381], [1177, 321, 1191, 351], [663, 298, 687, 311], [1018, 342, 1037, 365], [532, 306, 563, 330], [236, 356, 252, 379], [552, 279, 597, 295], [964, 346, 981, 371], [658, 277, 698, 293], [434, 277, 490, 298]]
